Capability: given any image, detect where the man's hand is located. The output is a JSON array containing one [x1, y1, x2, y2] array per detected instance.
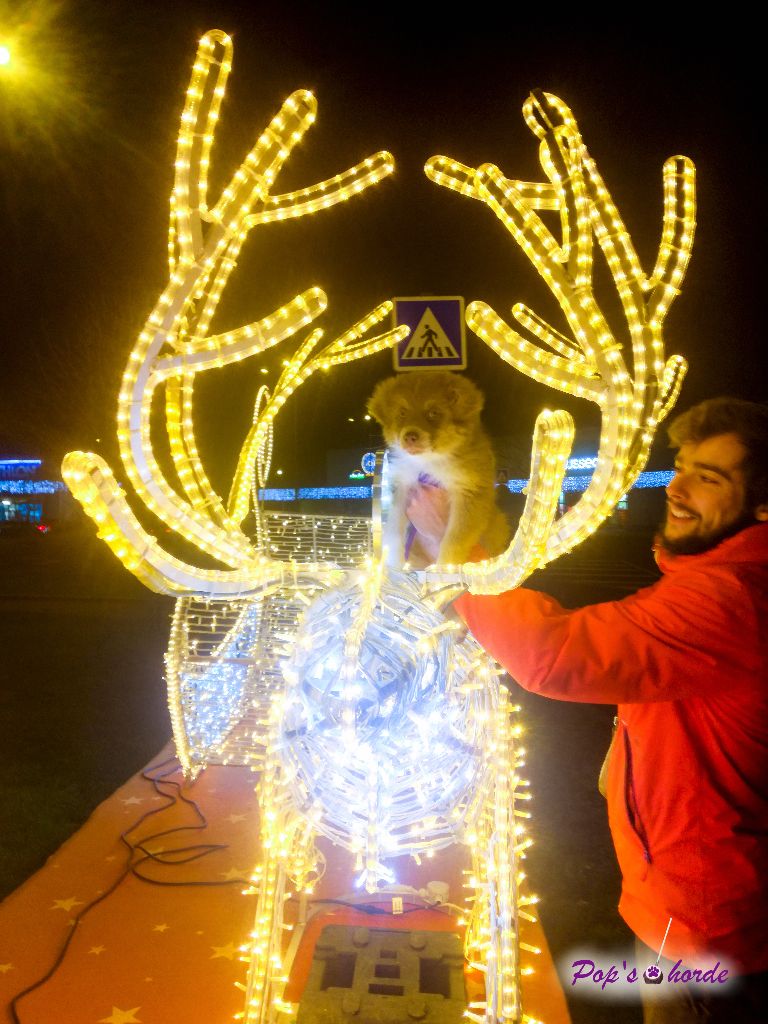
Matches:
[[405, 482, 450, 563]]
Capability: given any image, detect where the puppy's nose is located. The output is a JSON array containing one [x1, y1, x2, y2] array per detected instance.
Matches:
[[404, 430, 421, 445]]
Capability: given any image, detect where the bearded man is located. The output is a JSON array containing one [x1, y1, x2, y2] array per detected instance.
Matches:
[[407, 397, 768, 1023]]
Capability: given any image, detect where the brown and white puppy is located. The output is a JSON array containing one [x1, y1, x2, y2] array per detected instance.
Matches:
[[367, 370, 510, 566]]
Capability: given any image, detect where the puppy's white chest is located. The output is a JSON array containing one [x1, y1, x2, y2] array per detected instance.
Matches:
[[387, 448, 458, 489]]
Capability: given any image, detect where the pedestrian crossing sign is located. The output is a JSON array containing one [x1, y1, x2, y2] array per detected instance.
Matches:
[[392, 296, 466, 370]]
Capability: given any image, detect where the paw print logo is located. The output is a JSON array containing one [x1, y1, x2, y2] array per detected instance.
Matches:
[[643, 963, 664, 985]]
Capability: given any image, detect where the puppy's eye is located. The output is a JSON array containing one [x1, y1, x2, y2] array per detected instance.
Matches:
[[426, 408, 440, 422], [397, 407, 406, 420]]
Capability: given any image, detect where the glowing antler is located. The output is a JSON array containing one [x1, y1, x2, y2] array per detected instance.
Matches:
[[228, 301, 404, 524], [424, 89, 695, 595], [63, 30, 405, 595]]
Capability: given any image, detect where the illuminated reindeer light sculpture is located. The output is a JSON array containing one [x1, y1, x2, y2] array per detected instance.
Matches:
[[62, 30, 695, 1024]]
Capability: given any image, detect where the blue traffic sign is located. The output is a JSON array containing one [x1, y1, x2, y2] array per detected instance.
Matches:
[[393, 296, 466, 370]]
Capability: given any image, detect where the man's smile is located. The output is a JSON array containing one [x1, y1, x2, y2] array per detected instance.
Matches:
[[667, 503, 697, 522]]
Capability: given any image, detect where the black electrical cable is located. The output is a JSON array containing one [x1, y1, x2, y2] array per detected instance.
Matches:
[[8, 754, 251, 1023], [303, 896, 454, 917]]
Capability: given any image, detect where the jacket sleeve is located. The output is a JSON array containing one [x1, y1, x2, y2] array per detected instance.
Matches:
[[454, 570, 761, 703]]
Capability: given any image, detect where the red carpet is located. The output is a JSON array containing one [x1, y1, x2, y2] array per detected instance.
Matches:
[[0, 745, 570, 1023]]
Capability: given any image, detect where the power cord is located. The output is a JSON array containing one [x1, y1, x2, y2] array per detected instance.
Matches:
[[9, 754, 251, 1023]]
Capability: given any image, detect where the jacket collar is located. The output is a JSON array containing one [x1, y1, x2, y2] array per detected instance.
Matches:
[[654, 522, 768, 574]]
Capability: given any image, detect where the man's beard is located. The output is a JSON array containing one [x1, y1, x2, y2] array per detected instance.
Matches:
[[657, 508, 758, 556]]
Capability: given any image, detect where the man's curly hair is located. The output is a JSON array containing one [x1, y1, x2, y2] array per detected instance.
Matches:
[[668, 397, 768, 509]]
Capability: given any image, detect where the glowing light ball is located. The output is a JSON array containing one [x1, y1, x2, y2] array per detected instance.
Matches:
[[283, 569, 451, 731], [278, 570, 502, 871]]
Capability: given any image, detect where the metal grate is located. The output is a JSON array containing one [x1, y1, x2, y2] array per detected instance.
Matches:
[[168, 512, 373, 772], [259, 511, 372, 565]]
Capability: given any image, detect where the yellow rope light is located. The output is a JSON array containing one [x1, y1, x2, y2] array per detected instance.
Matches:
[[423, 89, 695, 592], [62, 30, 401, 595]]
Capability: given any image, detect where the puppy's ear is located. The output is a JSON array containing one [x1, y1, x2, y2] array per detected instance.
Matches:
[[367, 377, 397, 425], [447, 375, 484, 419]]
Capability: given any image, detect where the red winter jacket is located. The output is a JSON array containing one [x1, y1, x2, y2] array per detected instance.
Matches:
[[455, 523, 768, 973]]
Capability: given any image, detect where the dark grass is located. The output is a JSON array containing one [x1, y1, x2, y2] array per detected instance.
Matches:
[[0, 522, 173, 898], [0, 517, 661, 1022]]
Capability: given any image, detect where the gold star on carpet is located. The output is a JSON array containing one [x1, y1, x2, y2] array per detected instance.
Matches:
[[210, 942, 239, 960], [97, 1008, 141, 1024], [152, 923, 169, 932], [121, 796, 144, 806], [0, 963, 15, 974], [227, 813, 247, 823], [89, 946, 106, 955], [51, 897, 83, 912], [220, 867, 247, 881]]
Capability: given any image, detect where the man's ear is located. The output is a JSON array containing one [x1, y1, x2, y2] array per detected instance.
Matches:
[[755, 504, 768, 522]]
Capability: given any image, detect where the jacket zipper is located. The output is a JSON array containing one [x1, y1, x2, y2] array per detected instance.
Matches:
[[621, 720, 652, 864]]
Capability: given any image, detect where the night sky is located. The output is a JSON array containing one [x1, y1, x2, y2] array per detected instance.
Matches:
[[1, 2, 763, 491]]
